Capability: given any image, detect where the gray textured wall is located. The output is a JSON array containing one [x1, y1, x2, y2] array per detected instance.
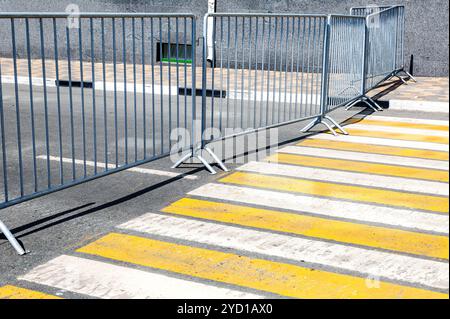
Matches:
[[0, 0, 448, 76]]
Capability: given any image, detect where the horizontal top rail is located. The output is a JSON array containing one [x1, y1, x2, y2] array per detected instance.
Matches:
[[0, 12, 196, 18], [328, 14, 366, 19], [204, 12, 328, 18], [366, 5, 404, 18]]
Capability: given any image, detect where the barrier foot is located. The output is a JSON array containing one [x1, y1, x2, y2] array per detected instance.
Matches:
[[324, 115, 349, 135], [0, 220, 26, 255], [300, 118, 320, 133], [204, 147, 229, 172], [346, 95, 382, 112], [172, 146, 229, 175], [402, 70, 418, 83], [301, 117, 339, 136], [395, 75, 408, 85]]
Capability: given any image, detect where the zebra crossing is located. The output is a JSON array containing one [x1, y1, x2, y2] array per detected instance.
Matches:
[[1, 114, 449, 299]]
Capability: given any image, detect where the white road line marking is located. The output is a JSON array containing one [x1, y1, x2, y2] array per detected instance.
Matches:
[[19, 255, 263, 299], [238, 161, 449, 196], [119, 213, 449, 290], [278, 146, 449, 171], [1, 76, 178, 96], [312, 134, 449, 152], [346, 124, 449, 137], [388, 100, 450, 114], [37, 155, 198, 180], [189, 183, 449, 234], [365, 115, 449, 126]]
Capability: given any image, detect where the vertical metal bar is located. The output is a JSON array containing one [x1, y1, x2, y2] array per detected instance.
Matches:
[[252, 17, 259, 128], [282, 17, 289, 121], [112, 18, 119, 167], [240, 16, 245, 128], [101, 18, 108, 171], [309, 17, 317, 118], [53, 18, 64, 185], [271, 17, 278, 125], [175, 17, 180, 131], [39, 18, 51, 188], [25, 18, 37, 191], [299, 18, 306, 117], [246, 17, 253, 128], [10, 18, 24, 196], [90, 18, 98, 174], [277, 17, 284, 123], [233, 16, 238, 128], [122, 17, 128, 164], [259, 16, 266, 128], [191, 17, 196, 150], [183, 17, 187, 128], [265, 17, 272, 126], [132, 17, 137, 162], [201, 15, 208, 147], [226, 16, 231, 128], [78, 18, 87, 178], [210, 16, 216, 131], [141, 18, 147, 159], [66, 23, 76, 180], [167, 17, 173, 150], [159, 18, 164, 154], [294, 17, 302, 118], [320, 16, 331, 118], [0, 60, 9, 202], [151, 18, 156, 157], [218, 16, 224, 133]]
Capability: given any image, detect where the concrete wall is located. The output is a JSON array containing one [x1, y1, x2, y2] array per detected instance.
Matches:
[[0, 0, 448, 77]]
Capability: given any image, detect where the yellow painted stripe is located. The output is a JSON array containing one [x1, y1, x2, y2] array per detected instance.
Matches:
[[346, 118, 449, 131], [77, 233, 448, 299], [162, 198, 449, 260], [297, 139, 450, 161], [220, 172, 449, 214], [0, 285, 61, 299], [269, 153, 449, 183], [339, 128, 449, 144]]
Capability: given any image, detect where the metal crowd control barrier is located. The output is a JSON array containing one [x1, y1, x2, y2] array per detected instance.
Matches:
[[351, 5, 416, 84], [0, 13, 197, 254], [1, 6, 410, 255]]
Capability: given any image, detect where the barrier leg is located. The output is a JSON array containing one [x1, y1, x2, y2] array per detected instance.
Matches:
[[346, 95, 382, 112], [301, 116, 339, 136], [402, 70, 418, 83], [204, 147, 229, 172], [172, 145, 227, 175], [300, 117, 320, 133], [0, 219, 26, 255], [324, 115, 349, 135]]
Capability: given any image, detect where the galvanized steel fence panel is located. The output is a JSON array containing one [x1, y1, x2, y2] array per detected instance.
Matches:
[[324, 15, 366, 112], [364, 6, 405, 90], [201, 13, 328, 144], [0, 13, 196, 209]]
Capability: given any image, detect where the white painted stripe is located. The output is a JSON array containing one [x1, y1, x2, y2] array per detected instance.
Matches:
[[238, 161, 449, 196], [277, 146, 449, 171], [1, 76, 56, 87], [19, 255, 263, 299], [227, 90, 320, 104], [365, 115, 449, 126], [119, 213, 449, 290], [37, 155, 198, 180], [189, 183, 449, 234], [347, 123, 449, 137], [313, 134, 450, 152], [389, 100, 449, 114], [1, 76, 178, 96]]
